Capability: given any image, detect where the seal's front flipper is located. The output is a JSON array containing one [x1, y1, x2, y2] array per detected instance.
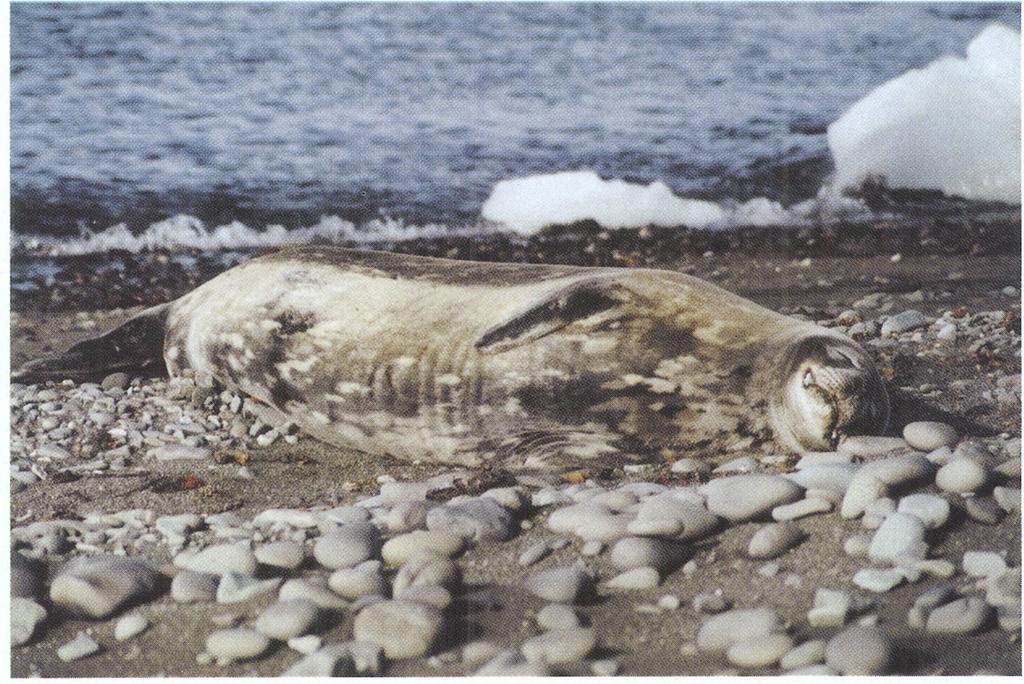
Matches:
[[475, 275, 632, 354], [13, 303, 171, 383]]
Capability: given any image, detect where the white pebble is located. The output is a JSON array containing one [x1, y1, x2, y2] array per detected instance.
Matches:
[[903, 421, 959, 451], [114, 613, 149, 641], [748, 523, 804, 559], [701, 475, 803, 522], [605, 566, 661, 590], [936, 459, 988, 493], [896, 494, 950, 529], [525, 565, 592, 604], [255, 599, 320, 640], [352, 599, 444, 659], [696, 608, 782, 652], [824, 626, 893, 675], [206, 628, 271, 664], [727, 633, 793, 668], [521, 627, 597, 664], [57, 632, 101, 662]]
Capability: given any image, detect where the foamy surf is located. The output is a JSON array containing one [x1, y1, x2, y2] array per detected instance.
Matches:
[[17, 214, 478, 256]]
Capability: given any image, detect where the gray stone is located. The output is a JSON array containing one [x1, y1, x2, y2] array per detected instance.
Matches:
[[605, 566, 661, 590], [216, 571, 282, 604], [50, 555, 161, 618], [521, 628, 597, 664], [936, 459, 988, 493], [881, 310, 928, 336], [328, 566, 389, 599], [313, 522, 382, 569], [206, 628, 271, 664], [171, 570, 218, 603], [537, 603, 580, 631], [177, 544, 258, 576], [824, 626, 893, 675], [926, 597, 993, 634], [352, 599, 444, 659], [426, 497, 516, 543], [748, 523, 805, 559], [701, 475, 803, 523], [381, 531, 464, 566], [610, 536, 686, 573], [525, 565, 592, 604], [393, 553, 461, 595], [903, 421, 959, 451], [255, 599, 321, 640], [57, 632, 101, 662], [114, 614, 149, 641], [11, 597, 47, 646], [696, 608, 782, 652], [896, 494, 950, 529], [255, 541, 306, 570], [727, 633, 794, 668], [278, 578, 349, 610]]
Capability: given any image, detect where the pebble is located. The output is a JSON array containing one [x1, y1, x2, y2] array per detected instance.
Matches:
[[696, 608, 783, 652], [281, 645, 355, 676], [171, 570, 219, 603], [658, 594, 681, 610], [205, 628, 271, 664], [780, 640, 826, 670], [907, 584, 958, 628], [903, 421, 959, 451], [962, 551, 1008, 579], [565, 507, 633, 542], [590, 659, 620, 676], [701, 475, 803, 522], [896, 494, 950, 530], [255, 599, 320, 640], [986, 567, 1021, 607], [50, 555, 161, 618], [462, 640, 505, 666], [11, 597, 47, 646], [840, 473, 888, 519], [381, 530, 465, 565], [881, 310, 928, 336], [254, 541, 305, 571], [610, 536, 686, 573], [209, 569, 275, 601], [537, 603, 580, 630], [278, 578, 349, 609], [521, 627, 597, 664], [101, 372, 131, 390], [839, 436, 909, 457], [11, 552, 44, 598], [426, 497, 516, 543], [926, 597, 993, 634], [329, 566, 389, 599], [394, 583, 451, 609], [177, 544, 258, 576], [393, 553, 462, 594], [824, 626, 894, 675], [57, 632, 101, 662], [936, 459, 988, 493], [868, 513, 927, 564], [517, 541, 551, 567], [288, 635, 323, 655], [772, 498, 832, 521], [748, 523, 805, 559], [150, 444, 211, 462], [807, 588, 850, 627], [580, 540, 604, 557], [525, 565, 592, 604], [727, 633, 794, 668], [387, 501, 430, 533], [313, 522, 382, 569], [114, 614, 149, 641], [714, 456, 758, 473], [844, 534, 872, 556], [605, 566, 661, 590], [352, 599, 444, 659], [693, 591, 730, 614], [993, 486, 1020, 513], [671, 458, 712, 475], [853, 568, 906, 593]]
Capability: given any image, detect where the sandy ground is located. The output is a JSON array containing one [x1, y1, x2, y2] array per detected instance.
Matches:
[[9, 246, 1022, 676]]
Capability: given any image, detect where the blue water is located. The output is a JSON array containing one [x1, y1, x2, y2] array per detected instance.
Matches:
[[11, 2, 1020, 235]]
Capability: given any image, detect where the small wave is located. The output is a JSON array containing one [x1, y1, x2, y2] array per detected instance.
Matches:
[[16, 214, 482, 256]]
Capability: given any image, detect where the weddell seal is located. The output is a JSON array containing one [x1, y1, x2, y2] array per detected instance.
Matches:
[[17, 247, 890, 470]]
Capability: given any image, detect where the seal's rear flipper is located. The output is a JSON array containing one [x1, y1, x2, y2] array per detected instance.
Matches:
[[13, 303, 171, 383]]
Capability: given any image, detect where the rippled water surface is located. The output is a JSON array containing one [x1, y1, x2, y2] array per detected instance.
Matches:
[[11, 2, 1020, 233]]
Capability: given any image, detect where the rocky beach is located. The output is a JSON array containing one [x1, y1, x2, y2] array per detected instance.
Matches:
[[9, 211, 1022, 677]]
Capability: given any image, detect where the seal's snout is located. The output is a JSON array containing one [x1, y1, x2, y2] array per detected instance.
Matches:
[[778, 338, 890, 452]]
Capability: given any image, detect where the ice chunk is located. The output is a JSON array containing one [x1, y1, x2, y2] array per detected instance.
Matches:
[[828, 24, 1020, 203]]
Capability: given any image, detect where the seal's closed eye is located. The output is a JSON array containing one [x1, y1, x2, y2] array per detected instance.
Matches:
[[475, 276, 629, 354]]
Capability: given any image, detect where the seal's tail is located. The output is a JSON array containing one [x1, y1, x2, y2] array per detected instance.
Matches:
[[13, 303, 171, 383]]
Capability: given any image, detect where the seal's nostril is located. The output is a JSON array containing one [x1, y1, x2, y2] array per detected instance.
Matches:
[[802, 369, 814, 387]]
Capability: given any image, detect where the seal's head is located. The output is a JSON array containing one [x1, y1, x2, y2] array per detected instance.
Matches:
[[771, 335, 890, 452]]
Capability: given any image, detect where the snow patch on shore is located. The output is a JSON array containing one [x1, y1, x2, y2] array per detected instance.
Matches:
[[828, 23, 1021, 203]]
